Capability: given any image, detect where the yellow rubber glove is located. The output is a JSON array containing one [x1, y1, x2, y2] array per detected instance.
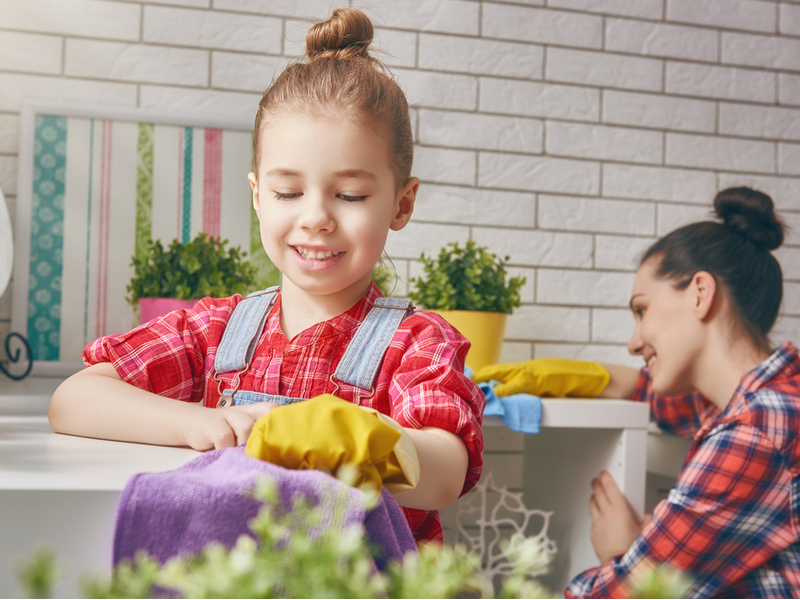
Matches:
[[472, 358, 610, 398], [245, 394, 420, 494]]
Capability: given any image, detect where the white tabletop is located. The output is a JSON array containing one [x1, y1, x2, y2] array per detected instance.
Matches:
[[0, 376, 63, 414], [0, 415, 201, 491]]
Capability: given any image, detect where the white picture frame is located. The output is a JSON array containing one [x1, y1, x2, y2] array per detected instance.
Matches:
[[13, 99, 258, 376]]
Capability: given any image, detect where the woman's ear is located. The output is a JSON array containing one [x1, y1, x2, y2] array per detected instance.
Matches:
[[691, 271, 717, 321], [390, 177, 419, 231], [248, 172, 260, 215]]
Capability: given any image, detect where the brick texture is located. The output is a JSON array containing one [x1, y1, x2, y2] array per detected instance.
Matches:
[[2, 0, 799, 366]]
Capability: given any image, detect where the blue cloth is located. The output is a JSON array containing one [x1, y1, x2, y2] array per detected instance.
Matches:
[[466, 367, 542, 434], [481, 380, 542, 434]]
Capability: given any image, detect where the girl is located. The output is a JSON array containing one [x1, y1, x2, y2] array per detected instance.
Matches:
[[48, 7, 485, 547], [567, 187, 800, 598]]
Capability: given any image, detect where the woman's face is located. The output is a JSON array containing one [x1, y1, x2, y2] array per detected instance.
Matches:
[[628, 259, 703, 396]]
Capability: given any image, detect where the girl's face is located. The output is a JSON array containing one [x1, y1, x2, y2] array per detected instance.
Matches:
[[249, 111, 417, 309], [628, 259, 703, 396]]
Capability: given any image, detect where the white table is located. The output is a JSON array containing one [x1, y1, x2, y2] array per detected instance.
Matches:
[[0, 378, 202, 598], [0, 379, 656, 597], [484, 399, 650, 592]]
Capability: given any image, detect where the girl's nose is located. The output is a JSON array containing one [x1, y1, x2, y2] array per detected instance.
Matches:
[[298, 195, 335, 233]]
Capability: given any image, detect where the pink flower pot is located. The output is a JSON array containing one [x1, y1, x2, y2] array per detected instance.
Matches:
[[138, 298, 198, 323]]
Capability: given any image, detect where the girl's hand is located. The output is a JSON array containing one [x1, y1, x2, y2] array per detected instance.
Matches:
[[588, 470, 649, 564], [182, 402, 278, 451]]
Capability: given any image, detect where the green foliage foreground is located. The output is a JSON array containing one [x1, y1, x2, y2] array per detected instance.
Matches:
[[16, 472, 692, 599], [16, 475, 553, 599]]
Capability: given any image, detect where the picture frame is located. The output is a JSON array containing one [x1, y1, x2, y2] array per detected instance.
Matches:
[[13, 99, 259, 376]]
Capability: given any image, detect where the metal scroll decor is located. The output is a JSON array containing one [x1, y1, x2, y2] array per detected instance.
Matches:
[[1, 332, 33, 380]]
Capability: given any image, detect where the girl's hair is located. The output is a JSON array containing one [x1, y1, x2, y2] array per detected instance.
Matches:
[[252, 8, 413, 185], [642, 187, 786, 351]]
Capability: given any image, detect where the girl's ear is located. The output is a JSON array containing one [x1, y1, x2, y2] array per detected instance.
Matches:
[[248, 172, 260, 215], [691, 271, 717, 321], [390, 177, 419, 231]]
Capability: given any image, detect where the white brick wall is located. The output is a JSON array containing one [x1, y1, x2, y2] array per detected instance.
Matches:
[[605, 18, 719, 62], [1, 0, 799, 371]]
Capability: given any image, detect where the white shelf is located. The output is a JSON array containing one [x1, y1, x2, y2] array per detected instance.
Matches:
[[484, 397, 650, 430]]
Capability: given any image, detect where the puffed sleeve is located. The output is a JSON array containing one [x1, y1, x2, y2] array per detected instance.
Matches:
[[82, 295, 241, 403], [374, 310, 485, 497]]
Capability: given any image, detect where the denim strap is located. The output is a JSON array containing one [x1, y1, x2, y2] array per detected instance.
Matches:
[[333, 297, 413, 391], [214, 287, 279, 374]]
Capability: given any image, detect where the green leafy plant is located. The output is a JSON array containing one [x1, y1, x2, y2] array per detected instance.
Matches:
[[15, 547, 62, 599], [409, 241, 525, 313], [126, 233, 257, 305]]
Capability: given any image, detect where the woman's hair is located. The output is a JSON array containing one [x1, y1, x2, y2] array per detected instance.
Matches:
[[642, 187, 786, 351], [252, 8, 413, 186]]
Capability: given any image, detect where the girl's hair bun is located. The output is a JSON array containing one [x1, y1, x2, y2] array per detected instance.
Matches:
[[305, 7, 374, 61], [713, 187, 785, 251]]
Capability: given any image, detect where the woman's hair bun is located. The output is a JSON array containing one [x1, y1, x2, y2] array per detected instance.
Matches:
[[713, 186, 785, 251], [305, 7, 374, 60]]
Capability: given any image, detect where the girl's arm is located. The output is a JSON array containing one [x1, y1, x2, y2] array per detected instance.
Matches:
[[598, 363, 641, 399], [49, 362, 276, 450], [392, 426, 469, 510]]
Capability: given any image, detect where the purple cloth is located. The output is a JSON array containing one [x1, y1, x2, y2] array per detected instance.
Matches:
[[113, 446, 416, 572]]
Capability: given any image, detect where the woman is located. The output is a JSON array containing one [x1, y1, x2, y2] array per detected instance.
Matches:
[[568, 187, 800, 598]]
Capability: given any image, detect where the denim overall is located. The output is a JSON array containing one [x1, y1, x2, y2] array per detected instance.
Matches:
[[212, 286, 414, 408]]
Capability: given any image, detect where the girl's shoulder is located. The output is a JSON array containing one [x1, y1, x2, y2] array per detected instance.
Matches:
[[190, 293, 248, 322], [396, 308, 469, 345]]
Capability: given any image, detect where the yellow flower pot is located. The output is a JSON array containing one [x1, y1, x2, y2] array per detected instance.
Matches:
[[429, 310, 507, 371]]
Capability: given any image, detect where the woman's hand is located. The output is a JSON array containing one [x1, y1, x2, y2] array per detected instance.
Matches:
[[588, 470, 651, 564], [182, 402, 278, 451]]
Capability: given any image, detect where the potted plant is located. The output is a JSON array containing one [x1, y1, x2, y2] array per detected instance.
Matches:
[[409, 241, 525, 370], [127, 233, 257, 322]]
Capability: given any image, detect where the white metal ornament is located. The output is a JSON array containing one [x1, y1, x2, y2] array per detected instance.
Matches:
[[455, 471, 557, 583]]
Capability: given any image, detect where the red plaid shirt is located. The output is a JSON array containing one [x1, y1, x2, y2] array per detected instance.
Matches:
[[84, 283, 485, 545], [567, 342, 800, 598]]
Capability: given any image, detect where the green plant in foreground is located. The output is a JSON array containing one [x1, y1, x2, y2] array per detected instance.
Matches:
[[630, 563, 693, 599], [15, 547, 62, 599], [409, 241, 525, 313], [18, 473, 557, 599], [126, 233, 257, 305]]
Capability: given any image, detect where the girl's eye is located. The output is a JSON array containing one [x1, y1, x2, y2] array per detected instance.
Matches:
[[274, 191, 301, 200], [339, 194, 367, 202]]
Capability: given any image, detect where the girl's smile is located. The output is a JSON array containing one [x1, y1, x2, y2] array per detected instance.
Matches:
[[291, 245, 345, 269]]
